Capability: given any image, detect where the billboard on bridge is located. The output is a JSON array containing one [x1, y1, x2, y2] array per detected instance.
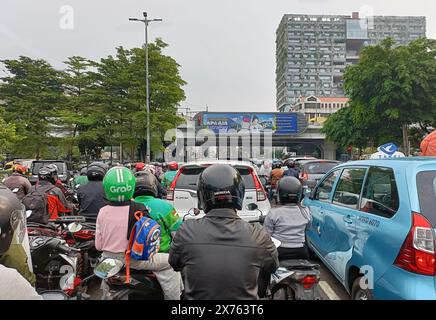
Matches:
[[195, 112, 303, 135]]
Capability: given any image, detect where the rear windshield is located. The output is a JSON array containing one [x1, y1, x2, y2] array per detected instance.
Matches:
[[417, 171, 436, 226], [175, 166, 256, 190], [32, 162, 66, 175], [304, 162, 338, 174]]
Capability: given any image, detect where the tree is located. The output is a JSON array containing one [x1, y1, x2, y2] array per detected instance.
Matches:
[[93, 39, 186, 161], [0, 112, 21, 160], [60, 56, 102, 162], [0, 57, 64, 158], [344, 38, 436, 155]]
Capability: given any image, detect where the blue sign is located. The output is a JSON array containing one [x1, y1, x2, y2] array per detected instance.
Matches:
[[198, 113, 298, 135], [378, 143, 398, 156]]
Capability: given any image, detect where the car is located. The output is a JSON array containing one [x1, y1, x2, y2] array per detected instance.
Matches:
[[303, 157, 436, 300], [29, 160, 73, 185], [299, 159, 341, 190], [282, 157, 318, 171], [166, 160, 271, 221]]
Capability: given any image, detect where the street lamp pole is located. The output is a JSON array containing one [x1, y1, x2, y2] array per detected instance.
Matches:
[[129, 12, 162, 163]]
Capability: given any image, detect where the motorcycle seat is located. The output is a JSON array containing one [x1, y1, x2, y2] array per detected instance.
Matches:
[[279, 259, 319, 270]]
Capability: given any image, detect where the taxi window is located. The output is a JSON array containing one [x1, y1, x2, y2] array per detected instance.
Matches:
[[417, 171, 436, 226], [315, 169, 340, 202], [333, 168, 367, 209], [360, 167, 399, 218]]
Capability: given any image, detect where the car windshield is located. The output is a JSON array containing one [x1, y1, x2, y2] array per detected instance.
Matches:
[[304, 162, 338, 174], [416, 171, 436, 227], [32, 162, 66, 175], [175, 165, 256, 190]]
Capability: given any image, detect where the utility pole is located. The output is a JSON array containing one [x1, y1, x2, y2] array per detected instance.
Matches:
[[129, 12, 162, 163]]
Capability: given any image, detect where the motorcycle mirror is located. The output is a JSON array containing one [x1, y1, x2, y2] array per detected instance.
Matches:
[[94, 258, 124, 279], [68, 222, 83, 233], [40, 290, 70, 300], [246, 203, 258, 211], [188, 208, 201, 216]]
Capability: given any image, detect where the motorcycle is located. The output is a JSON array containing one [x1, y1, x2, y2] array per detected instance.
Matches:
[[28, 216, 99, 296], [28, 234, 82, 296], [247, 203, 321, 300], [93, 258, 164, 300]]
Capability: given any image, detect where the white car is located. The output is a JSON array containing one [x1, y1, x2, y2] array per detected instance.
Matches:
[[166, 160, 271, 221]]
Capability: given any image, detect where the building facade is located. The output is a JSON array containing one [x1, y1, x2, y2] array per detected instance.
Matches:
[[276, 12, 426, 112], [291, 95, 349, 125]]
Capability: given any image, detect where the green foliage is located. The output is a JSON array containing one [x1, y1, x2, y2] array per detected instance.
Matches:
[[0, 38, 186, 161], [324, 38, 436, 152], [0, 113, 22, 160], [0, 56, 64, 158]]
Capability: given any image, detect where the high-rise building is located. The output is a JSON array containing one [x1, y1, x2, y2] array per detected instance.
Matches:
[[276, 13, 426, 112]]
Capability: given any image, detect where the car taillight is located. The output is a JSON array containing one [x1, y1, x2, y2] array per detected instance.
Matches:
[[166, 168, 183, 201], [301, 172, 309, 181], [301, 275, 318, 289], [394, 212, 436, 276], [250, 169, 267, 201]]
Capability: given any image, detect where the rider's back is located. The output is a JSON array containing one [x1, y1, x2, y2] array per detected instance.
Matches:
[[169, 208, 278, 300]]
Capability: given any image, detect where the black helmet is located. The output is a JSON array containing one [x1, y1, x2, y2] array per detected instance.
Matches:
[[38, 165, 57, 184], [80, 166, 88, 176], [277, 176, 302, 204], [273, 161, 283, 170], [285, 159, 296, 168], [87, 162, 108, 181], [0, 185, 25, 255], [197, 164, 245, 213], [134, 171, 158, 198]]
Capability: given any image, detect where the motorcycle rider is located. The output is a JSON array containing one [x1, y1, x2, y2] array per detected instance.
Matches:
[[96, 166, 181, 300], [134, 171, 182, 252], [35, 166, 72, 213], [74, 166, 89, 188], [283, 159, 300, 179], [270, 161, 284, 201], [161, 162, 178, 190], [169, 164, 279, 300], [264, 176, 312, 261], [3, 164, 32, 200], [77, 162, 109, 220], [0, 185, 41, 299], [134, 162, 146, 173]]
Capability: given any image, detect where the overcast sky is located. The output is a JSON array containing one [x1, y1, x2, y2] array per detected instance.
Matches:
[[1, 0, 435, 113]]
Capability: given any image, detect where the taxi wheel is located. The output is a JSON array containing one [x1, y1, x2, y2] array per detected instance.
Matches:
[[351, 277, 374, 300]]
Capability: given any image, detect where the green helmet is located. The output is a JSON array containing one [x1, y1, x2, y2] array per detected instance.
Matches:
[[103, 166, 136, 202]]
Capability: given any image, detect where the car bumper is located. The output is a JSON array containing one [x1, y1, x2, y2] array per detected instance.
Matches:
[[374, 266, 436, 300]]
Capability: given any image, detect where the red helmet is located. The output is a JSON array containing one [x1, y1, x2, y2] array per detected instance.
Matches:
[[135, 162, 145, 171], [168, 161, 178, 171], [12, 164, 27, 175]]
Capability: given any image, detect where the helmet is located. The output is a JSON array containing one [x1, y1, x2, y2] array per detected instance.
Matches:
[[197, 164, 245, 213], [38, 165, 57, 184], [87, 162, 108, 181], [168, 162, 178, 171], [134, 171, 158, 198], [80, 167, 88, 176], [277, 176, 302, 204], [103, 166, 136, 202], [285, 159, 296, 168], [0, 185, 25, 255], [272, 161, 283, 170], [12, 164, 27, 175], [135, 162, 145, 172]]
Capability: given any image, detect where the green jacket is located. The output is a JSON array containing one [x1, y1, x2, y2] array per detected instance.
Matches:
[[0, 244, 36, 286], [134, 195, 182, 253], [161, 170, 177, 189]]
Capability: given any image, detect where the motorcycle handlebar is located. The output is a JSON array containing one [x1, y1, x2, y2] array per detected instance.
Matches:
[[57, 243, 80, 254]]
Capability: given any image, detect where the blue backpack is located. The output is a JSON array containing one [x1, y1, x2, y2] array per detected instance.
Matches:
[[125, 203, 161, 283]]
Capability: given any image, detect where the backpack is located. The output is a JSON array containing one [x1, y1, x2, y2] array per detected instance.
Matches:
[[23, 185, 54, 224], [125, 201, 161, 283]]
